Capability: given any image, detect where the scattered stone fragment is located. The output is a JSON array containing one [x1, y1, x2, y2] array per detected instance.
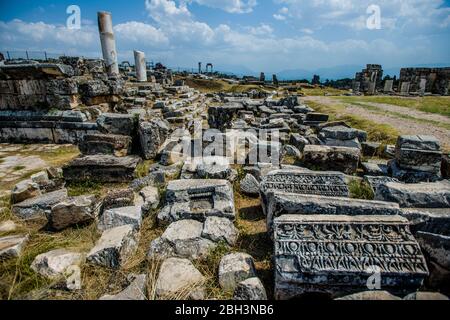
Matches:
[[102, 188, 135, 211], [49, 195, 99, 230], [12, 188, 68, 219], [376, 180, 450, 208], [240, 174, 260, 197], [0, 220, 17, 233], [149, 219, 216, 260], [31, 249, 83, 290], [97, 113, 136, 136], [219, 253, 256, 292], [139, 186, 160, 213], [201, 216, 238, 246], [11, 179, 41, 204], [302, 145, 361, 174], [63, 155, 141, 183], [99, 274, 147, 300], [98, 206, 142, 231], [361, 162, 388, 176], [158, 179, 235, 224], [87, 225, 138, 269], [415, 231, 450, 270], [233, 277, 268, 300], [139, 119, 171, 160], [196, 156, 234, 180], [79, 133, 132, 157], [361, 142, 381, 157], [156, 258, 205, 299], [0, 234, 28, 261]]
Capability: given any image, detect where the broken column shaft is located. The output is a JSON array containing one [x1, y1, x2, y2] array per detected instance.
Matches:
[[134, 50, 147, 82], [98, 11, 119, 77]]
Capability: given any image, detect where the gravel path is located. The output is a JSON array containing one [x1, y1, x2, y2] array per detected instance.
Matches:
[[303, 96, 450, 151]]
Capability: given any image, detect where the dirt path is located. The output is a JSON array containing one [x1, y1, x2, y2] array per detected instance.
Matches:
[[303, 96, 450, 150]]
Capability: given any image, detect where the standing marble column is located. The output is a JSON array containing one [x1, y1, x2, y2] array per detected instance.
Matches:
[[134, 50, 147, 82], [98, 11, 119, 77]]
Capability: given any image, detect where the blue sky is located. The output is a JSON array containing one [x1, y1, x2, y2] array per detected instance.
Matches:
[[1, 0, 450, 78]]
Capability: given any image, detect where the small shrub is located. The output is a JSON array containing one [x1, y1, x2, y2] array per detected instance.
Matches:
[[349, 179, 374, 200]]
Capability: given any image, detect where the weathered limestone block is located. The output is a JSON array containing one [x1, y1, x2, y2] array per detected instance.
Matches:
[[78, 134, 132, 157], [99, 274, 147, 300], [0, 63, 74, 80], [302, 145, 361, 174], [240, 174, 260, 197], [364, 176, 400, 197], [196, 156, 234, 180], [395, 135, 442, 174], [376, 180, 450, 208], [11, 179, 41, 204], [31, 249, 83, 290], [399, 208, 450, 236], [139, 186, 160, 213], [260, 170, 349, 215], [86, 225, 139, 269], [233, 277, 268, 300], [361, 162, 388, 176], [148, 219, 216, 260], [49, 195, 99, 230], [97, 113, 136, 136], [158, 179, 235, 224], [395, 149, 442, 173], [79, 80, 110, 97], [388, 159, 441, 183], [201, 216, 238, 246], [156, 258, 205, 300], [289, 133, 309, 152], [98, 206, 142, 231], [138, 119, 171, 160], [63, 155, 141, 183], [102, 188, 135, 211], [320, 125, 361, 140], [415, 231, 450, 270], [274, 215, 429, 300], [0, 234, 28, 261], [12, 189, 68, 219], [265, 192, 401, 231], [396, 135, 441, 151], [46, 79, 79, 95], [219, 253, 256, 292], [208, 103, 244, 131], [305, 113, 329, 122], [362, 142, 381, 157]]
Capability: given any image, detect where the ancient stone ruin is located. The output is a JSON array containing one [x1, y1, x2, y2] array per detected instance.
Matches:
[[0, 10, 449, 302]]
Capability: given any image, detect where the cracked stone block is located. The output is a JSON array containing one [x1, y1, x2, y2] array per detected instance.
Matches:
[[86, 225, 139, 269], [98, 206, 142, 231], [12, 189, 68, 220], [99, 274, 147, 300], [201, 216, 238, 246], [0, 234, 28, 261], [11, 179, 41, 204], [148, 219, 216, 260], [233, 277, 268, 300], [158, 179, 235, 224], [156, 258, 205, 300], [49, 195, 99, 230], [219, 253, 256, 292]]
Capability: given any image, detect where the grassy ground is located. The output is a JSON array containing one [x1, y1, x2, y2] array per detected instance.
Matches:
[[184, 78, 268, 94], [306, 100, 400, 145], [338, 96, 450, 117], [301, 87, 348, 96]]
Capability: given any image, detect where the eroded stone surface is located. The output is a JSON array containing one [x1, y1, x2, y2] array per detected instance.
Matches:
[[219, 253, 256, 292]]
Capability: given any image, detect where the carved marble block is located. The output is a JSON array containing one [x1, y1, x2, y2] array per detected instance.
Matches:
[[274, 215, 429, 300]]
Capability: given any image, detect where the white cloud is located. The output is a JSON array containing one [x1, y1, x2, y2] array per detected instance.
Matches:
[[188, 0, 258, 13], [273, 14, 286, 21]]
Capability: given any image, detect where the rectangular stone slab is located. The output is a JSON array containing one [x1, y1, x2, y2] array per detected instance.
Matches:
[[63, 155, 141, 183], [261, 170, 349, 197], [265, 192, 401, 232], [274, 214, 429, 300]]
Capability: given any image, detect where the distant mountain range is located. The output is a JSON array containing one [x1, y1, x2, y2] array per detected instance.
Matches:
[[211, 62, 450, 81]]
